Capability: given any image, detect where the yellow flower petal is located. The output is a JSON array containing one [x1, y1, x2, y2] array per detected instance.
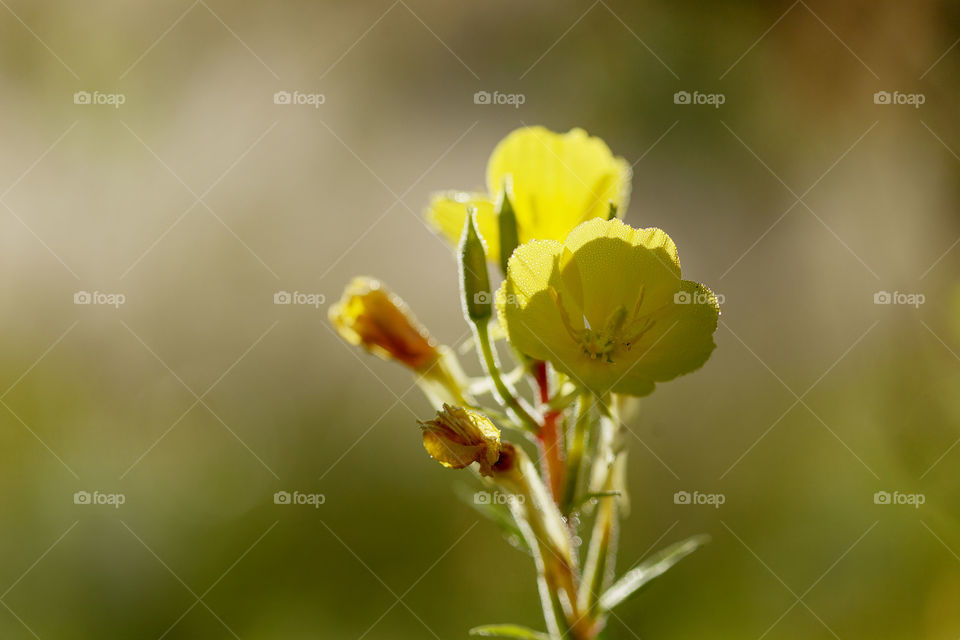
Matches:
[[560, 218, 680, 331], [487, 126, 631, 244], [496, 240, 582, 369], [425, 191, 499, 259], [614, 281, 720, 393]]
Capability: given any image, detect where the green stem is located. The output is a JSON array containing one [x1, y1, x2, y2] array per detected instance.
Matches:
[[473, 320, 540, 432], [578, 396, 624, 622], [578, 432, 617, 614], [561, 392, 593, 512], [496, 448, 577, 640], [415, 351, 471, 409]]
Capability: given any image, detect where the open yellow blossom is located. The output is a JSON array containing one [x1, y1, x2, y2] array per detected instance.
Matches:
[[427, 126, 631, 261], [496, 218, 719, 397], [420, 404, 501, 476]]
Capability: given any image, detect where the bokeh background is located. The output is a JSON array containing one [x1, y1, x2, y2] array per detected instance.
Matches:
[[0, 0, 957, 637]]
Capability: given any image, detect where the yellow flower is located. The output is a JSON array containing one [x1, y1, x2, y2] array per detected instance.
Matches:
[[329, 277, 439, 370], [420, 404, 502, 476], [496, 218, 719, 397], [426, 126, 631, 261]]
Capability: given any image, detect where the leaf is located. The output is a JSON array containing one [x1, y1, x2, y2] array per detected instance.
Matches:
[[469, 624, 550, 639], [454, 485, 530, 555], [598, 534, 710, 611]]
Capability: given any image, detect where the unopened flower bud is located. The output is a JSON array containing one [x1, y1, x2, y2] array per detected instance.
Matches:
[[420, 404, 501, 477], [459, 208, 493, 322], [496, 178, 519, 275], [329, 277, 438, 371]]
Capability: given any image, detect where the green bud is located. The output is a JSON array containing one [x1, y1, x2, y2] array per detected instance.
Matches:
[[497, 178, 520, 275], [459, 206, 492, 322]]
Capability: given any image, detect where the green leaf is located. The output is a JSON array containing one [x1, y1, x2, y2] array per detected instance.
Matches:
[[469, 624, 550, 639], [599, 534, 710, 611]]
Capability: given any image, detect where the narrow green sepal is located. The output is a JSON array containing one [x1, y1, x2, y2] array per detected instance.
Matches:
[[497, 178, 520, 275], [459, 206, 493, 322], [606, 202, 618, 220]]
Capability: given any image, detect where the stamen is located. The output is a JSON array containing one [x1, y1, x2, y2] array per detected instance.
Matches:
[[549, 287, 584, 344], [550, 285, 658, 363], [621, 317, 656, 349]]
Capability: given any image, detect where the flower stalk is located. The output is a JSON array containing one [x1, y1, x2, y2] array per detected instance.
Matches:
[[561, 392, 593, 512], [578, 403, 624, 618], [473, 319, 541, 432]]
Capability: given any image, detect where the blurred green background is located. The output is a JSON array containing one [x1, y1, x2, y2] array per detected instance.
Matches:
[[0, 0, 958, 637]]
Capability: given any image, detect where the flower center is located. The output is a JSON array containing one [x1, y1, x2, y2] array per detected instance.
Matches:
[[550, 287, 656, 363]]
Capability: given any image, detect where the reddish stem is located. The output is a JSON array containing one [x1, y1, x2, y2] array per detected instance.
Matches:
[[533, 360, 550, 404], [533, 361, 566, 502]]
